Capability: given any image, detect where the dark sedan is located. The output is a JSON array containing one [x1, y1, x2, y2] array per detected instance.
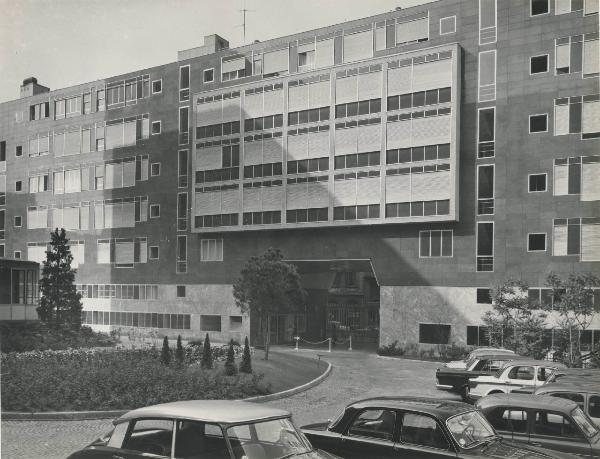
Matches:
[[476, 393, 600, 458], [301, 396, 578, 458]]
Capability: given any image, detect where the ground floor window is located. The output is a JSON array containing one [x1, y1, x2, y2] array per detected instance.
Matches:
[[467, 325, 490, 346], [419, 323, 451, 344], [81, 310, 190, 329], [200, 314, 222, 332]]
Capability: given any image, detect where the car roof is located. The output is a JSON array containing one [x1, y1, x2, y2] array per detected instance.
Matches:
[[535, 380, 600, 393], [473, 353, 528, 360], [497, 359, 567, 370], [476, 394, 580, 412], [116, 400, 290, 425], [471, 348, 514, 354], [552, 368, 600, 377], [347, 396, 474, 421]]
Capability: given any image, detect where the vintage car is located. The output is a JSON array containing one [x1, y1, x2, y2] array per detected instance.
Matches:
[[512, 368, 600, 395], [476, 393, 600, 458], [467, 359, 567, 402], [300, 396, 578, 458], [445, 348, 515, 369], [533, 381, 600, 427], [67, 400, 340, 459], [436, 353, 527, 400]]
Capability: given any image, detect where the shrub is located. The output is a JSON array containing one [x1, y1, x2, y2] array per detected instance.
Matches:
[[225, 340, 238, 376], [175, 335, 184, 367], [239, 336, 252, 374], [160, 336, 171, 366], [201, 333, 213, 369]]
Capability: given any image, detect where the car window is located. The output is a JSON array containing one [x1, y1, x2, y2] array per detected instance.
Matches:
[[174, 421, 228, 459], [550, 392, 585, 410], [488, 360, 506, 372], [400, 413, 449, 450], [590, 396, 600, 418], [486, 408, 527, 433], [472, 359, 486, 371], [123, 419, 174, 457], [107, 422, 129, 448], [347, 409, 396, 441], [533, 411, 584, 440], [571, 408, 600, 438], [537, 367, 556, 382], [507, 366, 534, 381]]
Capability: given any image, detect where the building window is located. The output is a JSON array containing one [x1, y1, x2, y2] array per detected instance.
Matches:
[[151, 163, 161, 176], [149, 204, 160, 218], [440, 16, 456, 35], [477, 222, 494, 272], [201, 239, 224, 262], [151, 121, 161, 135], [97, 89, 105, 111], [15, 145, 22, 157], [83, 93, 91, 114], [203, 68, 214, 83], [149, 246, 159, 260], [467, 326, 490, 346], [556, 0, 584, 14], [419, 323, 451, 344], [0, 140, 5, 162], [14, 216, 22, 227], [529, 114, 548, 133], [30, 102, 49, 121], [176, 285, 186, 298], [176, 235, 187, 273], [553, 218, 583, 256], [528, 233, 547, 252], [177, 192, 188, 231], [179, 65, 190, 102], [477, 288, 492, 304], [230, 315, 243, 330], [152, 79, 162, 94], [15, 181, 22, 192], [555, 94, 600, 139], [419, 230, 453, 257], [298, 47, 315, 69], [530, 55, 549, 74], [479, 0, 497, 45], [477, 165, 495, 215], [201, 315, 222, 332], [14, 251, 22, 259], [531, 0, 549, 15], [529, 173, 547, 192], [478, 50, 497, 102]]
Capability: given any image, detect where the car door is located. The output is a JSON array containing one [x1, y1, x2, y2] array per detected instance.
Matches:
[[338, 408, 399, 458], [529, 409, 591, 457], [586, 394, 600, 427], [394, 411, 457, 458], [117, 418, 174, 459], [505, 365, 535, 392], [484, 406, 529, 444]]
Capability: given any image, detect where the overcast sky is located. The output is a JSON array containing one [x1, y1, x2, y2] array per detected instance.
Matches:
[[0, 0, 435, 104]]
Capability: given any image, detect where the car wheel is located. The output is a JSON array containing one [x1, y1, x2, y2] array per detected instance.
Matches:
[[487, 390, 503, 395]]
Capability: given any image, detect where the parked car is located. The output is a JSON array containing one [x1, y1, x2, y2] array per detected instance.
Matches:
[[476, 393, 600, 458], [436, 353, 527, 400], [467, 360, 567, 402], [301, 396, 578, 458], [67, 400, 340, 459], [445, 347, 516, 369], [533, 381, 600, 427], [512, 368, 600, 395]]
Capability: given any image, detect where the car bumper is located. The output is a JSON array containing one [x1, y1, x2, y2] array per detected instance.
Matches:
[[435, 384, 454, 390], [466, 392, 482, 402]]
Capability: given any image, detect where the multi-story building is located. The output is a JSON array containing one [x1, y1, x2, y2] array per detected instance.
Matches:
[[1, 0, 599, 348]]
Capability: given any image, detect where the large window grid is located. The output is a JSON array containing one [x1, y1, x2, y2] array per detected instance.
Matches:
[[288, 106, 330, 126], [200, 239, 223, 261], [179, 106, 189, 145], [194, 213, 239, 228], [179, 65, 190, 102], [28, 134, 50, 157], [287, 207, 328, 223], [82, 310, 190, 330], [77, 284, 159, 300], [553, 217, 600, 261], [243, 211, 281, 225], [195, 167, 239, 184], [334, 204, 380, 221], [176, 235, 187, 274], [419, 230, 453, 257], [97, 238, 147, 267], [177, 192, 188, 231], [105, 75, 150, 109], [244, 115, 283, 132], [178, 150, 188, 188], [385, 199, 450, 218], [477, 107, 495, 158], [336, 99, 381, 119], [554, 94, 600, 139], [479, 0, 497, 45], [387, 88, 451, 111], [386, 144, 450, 165], [243, 162, 283, 179], [288, 157, 329, 174], [196, 121, 240, 140], [477, 164, 495, 215], [477, 222, 494, 272], [336, 152, 379, 169], [478, 50, 497, 102]]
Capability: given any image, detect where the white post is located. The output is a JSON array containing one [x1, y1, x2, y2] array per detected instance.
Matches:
[[328, 337, 332, 353], [294, 336, 299, 351], [348, 334, 353, 351]]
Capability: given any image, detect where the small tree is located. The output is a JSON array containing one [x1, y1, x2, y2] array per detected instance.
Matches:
[[225, 339, 238, 376], [37, 229, 83, 329], [239, 336, 252, 373], [160, 336, 171, 366], [482, 279, 547, 357], [545, 272, 600, 364], [201, 333, 213, 369], [175, 335, 185, 367], [233, 248, 305, 360]]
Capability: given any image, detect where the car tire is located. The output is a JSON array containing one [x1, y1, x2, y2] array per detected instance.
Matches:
[[487, 390, 503, 395]]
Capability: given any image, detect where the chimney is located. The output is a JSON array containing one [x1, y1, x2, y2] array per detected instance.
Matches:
[[20, 77, 50, 98], [177, 34, 230, 61]]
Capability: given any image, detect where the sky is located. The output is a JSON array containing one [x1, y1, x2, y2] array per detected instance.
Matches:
[[0, 0, 435, 104]]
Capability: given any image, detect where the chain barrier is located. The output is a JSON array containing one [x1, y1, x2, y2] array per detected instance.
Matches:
[[294, 335, 352, 352]]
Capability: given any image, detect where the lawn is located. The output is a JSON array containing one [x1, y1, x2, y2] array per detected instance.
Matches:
[[252, 349, 327, 393]]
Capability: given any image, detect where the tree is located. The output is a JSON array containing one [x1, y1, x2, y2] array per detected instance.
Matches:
[[160, 336, 171, 366], [175, 335, 185, 367], [239, 336, 252, 374], [201, 333, 213, 369], [232, 248, 306, 360], [225, 340, 238, 376], [482, 279, 547, 357], [545, 272, 600, 364], [37, 229, 83, 329]]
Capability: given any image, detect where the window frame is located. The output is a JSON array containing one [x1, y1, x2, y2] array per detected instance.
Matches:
[[528, 232, 547, 252], [476, 163, 495, 215], [528, 173, 548, 193], [530, 54, 550, 75], [418, 323, 452, 345], [529, 113, 549, 133], [345, 408, 397, 442], [400, 410, 452, 451], [176, 285, 186, 298], [418, 230, 454, 258], [439, 16, 457, 35], [149, 204, 160, 219], [14, 216, 22, 228], [151, 120, 162, 135], [203, 68, 215, 83], [151, 79, 162, 94], [478, 49, 497, 102], [150, 163, 161, 177], [149, 246, 159, 260], [530, 0, 550, 16]]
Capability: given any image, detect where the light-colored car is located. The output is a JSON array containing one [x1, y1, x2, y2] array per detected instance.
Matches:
[[67, 400, 340, 459], [534, 381, 600, 427], [445, 347, 516, 369], [467, 359, 567, 402]]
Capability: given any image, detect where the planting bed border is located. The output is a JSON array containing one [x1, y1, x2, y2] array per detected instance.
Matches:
[[2, 361, 332, 421]]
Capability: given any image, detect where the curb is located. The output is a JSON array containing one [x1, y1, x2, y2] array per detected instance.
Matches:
[[376, 354, 444, 364], [1, 359, 332, 421]]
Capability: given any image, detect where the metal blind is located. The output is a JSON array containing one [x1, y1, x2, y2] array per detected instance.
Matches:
[[553, 164, 569, 196], [555, 43, 570, 69], [116, 240, 134, 264], [581, 159, 600, 201], [64, 169, 81, 193], [336, 76, 357, 104], [264, 89, 284, 116], [263, 49, 289, 75], [123, 120, 136, 146], [386, 120, 411, 149], [553, 223, 568, 255], [585, 0, 599, 14], [315, 38, 334, 68], [103, 203, 116, 228], [105, 163, 123, 189], [243, 188, 262, 212], [263, 138, 283, 163], [287, 183, 308, 209], [554, 103, 569, 135], [582, 100, 600, 135], [387, 66, 412, 96], [94, 205, 104, 229], [309, 81, 330, 107], [196, 146, 222, 170], [105, 123, 123, 150], [222, 57, 246, 73], [122, 201, 135, 227], [222, 189, 240, 213], [555, 0, 571, 14], [356, 177, 380, 205], [385, 174, 411, 203], [289, 85, 309, 112], [412, 59, 452, 93], [27, 245, 47, 264], [581, 223, 600, 261], [396, 17, 428, 44], [287, 134, 309, 160], [412, 115, 451, 147], [334, 180, 357, 206], [334, 127, 358, 155], [308, 131, 329, 157], [123, 160, 136, 187], [583, 39, 599, 76], [358, 72, 382, 100], [244, 141, 263, 165], [97, 241, 110, 264], [343, 30, 373, 63]]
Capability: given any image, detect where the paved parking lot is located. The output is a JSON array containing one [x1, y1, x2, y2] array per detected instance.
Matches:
[[1, 348, 458, 459]]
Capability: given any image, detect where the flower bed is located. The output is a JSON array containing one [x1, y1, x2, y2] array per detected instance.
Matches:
[[1, 347, 268, 412]]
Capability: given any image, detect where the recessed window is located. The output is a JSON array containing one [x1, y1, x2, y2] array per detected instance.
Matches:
[[529, 114, 548, 133], [15, 145, 22, 157], [529, 174, 547, 192], [149, 246, 159, 260], [151, 163, 161, 176], [176, 285, 186, 298], [200, 314, 221, 331], [152, 79, 162, 94], [419, 323, 451, 344], [531, 0, 549, 15], [230, 315, 243, 330], [15, 181, 22, 192], [530, 55, 549, 74], [14, 216, 22, 227], [528, 233, 547, 252], [150, 204, 160, 218], [14, 250, 22, 259], [151, 121, 161, 135], [440, 16, 456, 35], [204, 68, 215, 83], [477, 288, 492, 304]]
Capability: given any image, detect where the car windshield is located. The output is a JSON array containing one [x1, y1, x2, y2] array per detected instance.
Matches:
[[571, 407, 600, 439], [446, 411, 497, 449], [226, 418, 313, 459]]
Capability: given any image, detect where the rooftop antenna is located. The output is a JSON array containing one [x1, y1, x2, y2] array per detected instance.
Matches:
[[239, 0, 255, 44]]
